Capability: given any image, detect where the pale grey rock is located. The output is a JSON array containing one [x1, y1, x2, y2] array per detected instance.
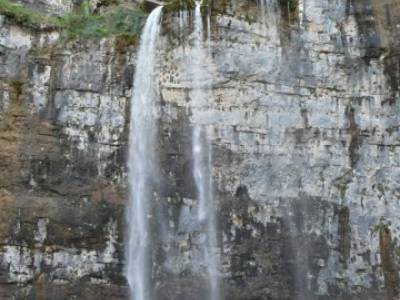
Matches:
[[0, 0, 399, 299]]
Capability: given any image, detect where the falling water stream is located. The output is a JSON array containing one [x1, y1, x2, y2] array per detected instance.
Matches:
[[191, 3, 221, 300], [126, 6, 163, 300], [126, 3, 221, 299]]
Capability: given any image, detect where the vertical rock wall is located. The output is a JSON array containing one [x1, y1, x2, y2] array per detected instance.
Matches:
[[156, 0, 400, 299], [0, 0, 400, 299]]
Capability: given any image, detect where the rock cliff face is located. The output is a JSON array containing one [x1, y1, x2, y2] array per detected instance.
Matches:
[[1, 0, 400, 299]]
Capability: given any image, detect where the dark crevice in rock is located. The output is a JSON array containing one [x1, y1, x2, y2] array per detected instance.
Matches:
[[337, 206, 351, 266], [345, 105, 361, 168], [383, 53, 400, 105], [379, 226, 400, 299]]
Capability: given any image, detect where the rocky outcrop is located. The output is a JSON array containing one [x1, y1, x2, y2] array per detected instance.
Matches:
[[1, 0, 400, 299]]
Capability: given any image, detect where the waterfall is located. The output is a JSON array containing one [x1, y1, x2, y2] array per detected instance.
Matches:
[[126, 4, 220, 299], [126, 6, 163, 300], [191, 3, 221, 300]]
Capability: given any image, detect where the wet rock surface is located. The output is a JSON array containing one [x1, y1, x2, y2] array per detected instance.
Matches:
[[1, 0, 400, 299]]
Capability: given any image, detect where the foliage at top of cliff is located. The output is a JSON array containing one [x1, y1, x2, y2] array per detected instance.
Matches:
[[58, 6, 147, 40], [0, 0, 50, 29], [0, 0, 147, 40]]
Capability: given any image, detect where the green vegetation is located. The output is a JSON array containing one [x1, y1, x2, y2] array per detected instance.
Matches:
[[201, 0, 213, 8], [8, 79, 24, 105], [0, 0, 147, 40], [375, 183, 386, 195], [338, 184, 348, 199], [114, 34, 138, 53], [165, 0, 196, 12], [278, 0, 298, 23], [57, 7, 147, 40], [373, 217, 391, 234], [244, 13, 257, 25], [278, 0, 297, 13], [98, 0, 121, 8], [0, 0, 48, 29], [280, 0, 297, 11], [10, 80, 23, 96]]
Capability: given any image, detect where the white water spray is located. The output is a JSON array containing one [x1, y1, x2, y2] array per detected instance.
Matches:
[[126, 6, 163, 300], [191, 3, 220, 300]]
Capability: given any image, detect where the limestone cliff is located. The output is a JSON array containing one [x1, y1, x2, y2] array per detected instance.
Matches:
[[0, 0, 400, 299]]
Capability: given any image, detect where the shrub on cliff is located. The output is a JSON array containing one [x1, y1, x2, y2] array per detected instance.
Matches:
[[57, 8, 146, 39]]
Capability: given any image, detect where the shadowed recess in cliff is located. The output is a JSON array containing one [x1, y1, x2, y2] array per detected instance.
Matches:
[[126, 6, 163, 300]]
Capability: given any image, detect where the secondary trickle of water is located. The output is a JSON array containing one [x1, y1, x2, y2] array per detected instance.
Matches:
[[258, 0, 280, 41], [191, 3, 221, 300], [298, 0, 304, 26], [207, 12, 211, 55], [179, 10, 189, 33], [126, 6, 163, 300]]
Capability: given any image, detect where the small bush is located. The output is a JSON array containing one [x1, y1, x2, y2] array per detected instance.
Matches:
[[373, 217, 391, 234]]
